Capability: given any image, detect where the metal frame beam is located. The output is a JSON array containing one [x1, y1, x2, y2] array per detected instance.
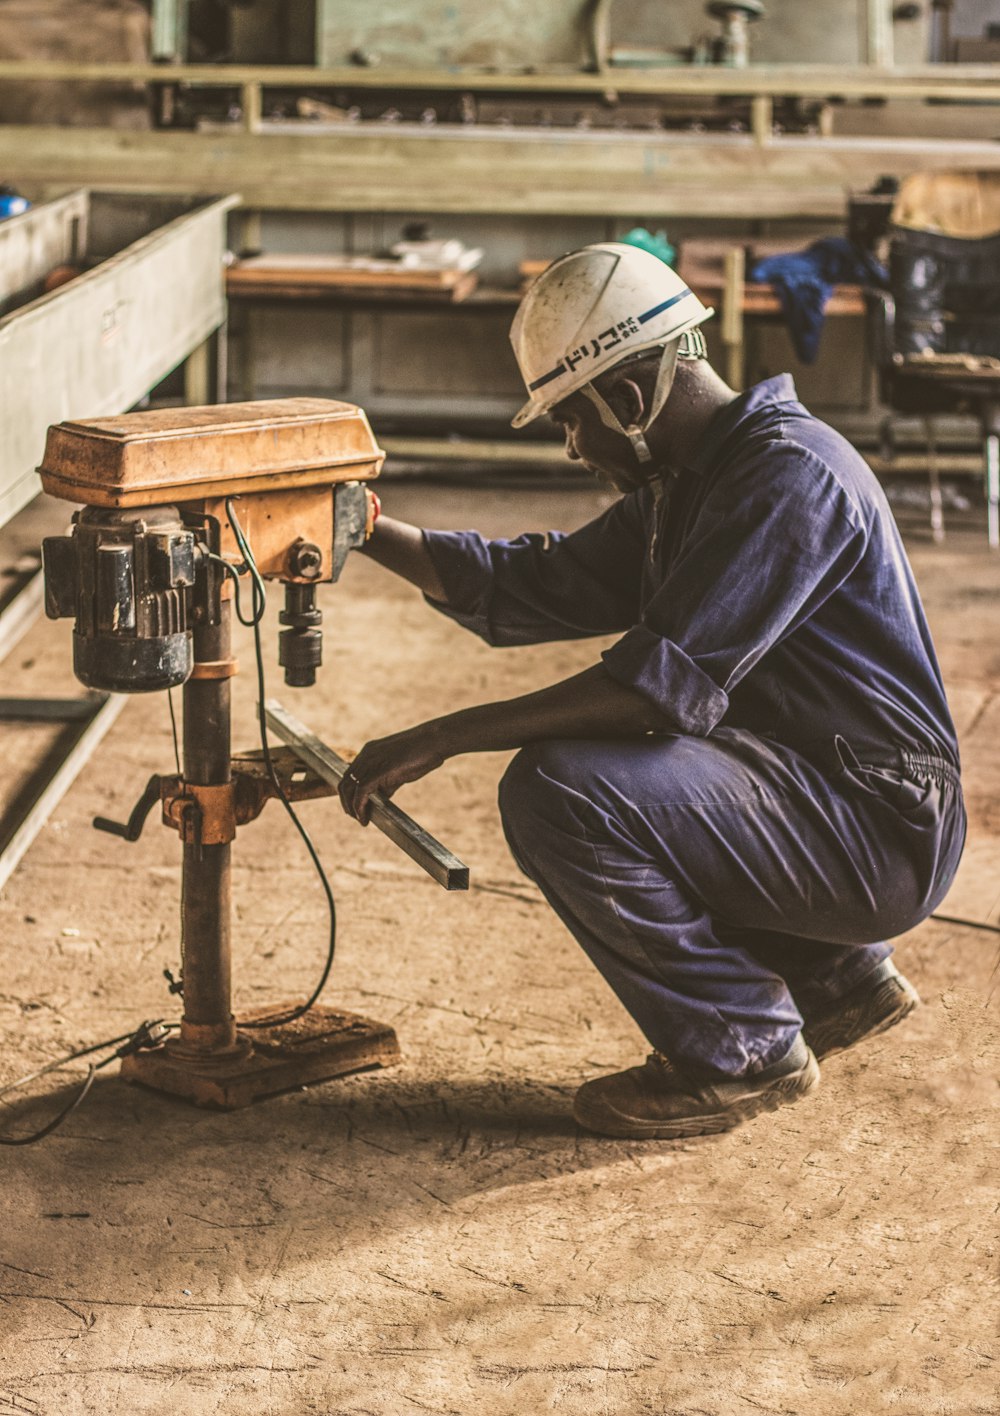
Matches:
[[0, 61, 998, 101], [0, 692, 125, 894], [862, 0, 894, 69], [5, 125, 1000, 219]]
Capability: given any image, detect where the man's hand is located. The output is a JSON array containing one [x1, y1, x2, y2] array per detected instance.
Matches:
[[338, 723, 447, 826], [338, 665, 666, 823]]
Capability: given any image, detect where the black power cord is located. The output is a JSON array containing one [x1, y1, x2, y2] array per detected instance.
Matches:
[[221, 497, 338, 1030], [930, 912, 1000, 937], [0, 1021, 174, 1146]]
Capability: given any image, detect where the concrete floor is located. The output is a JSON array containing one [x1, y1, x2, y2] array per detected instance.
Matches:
[[0, 483, 997, 1416]]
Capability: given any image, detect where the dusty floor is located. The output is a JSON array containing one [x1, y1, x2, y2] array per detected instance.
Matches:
[[0, 482, 998, 1416]]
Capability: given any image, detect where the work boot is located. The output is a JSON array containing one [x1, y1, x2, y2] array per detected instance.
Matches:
[[572, 1034, 819, 1140], [801, 960, 920, 1060]]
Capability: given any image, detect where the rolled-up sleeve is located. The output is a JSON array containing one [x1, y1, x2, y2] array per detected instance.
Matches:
[[422, 491, 648, 647], [601, 447, 868, 734], [602, 627, 729, 734]]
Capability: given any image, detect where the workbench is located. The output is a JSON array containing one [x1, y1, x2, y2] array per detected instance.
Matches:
[[227, 253, 479, 304], [226, 260, 524, 423], [228, 239, 874, 434]]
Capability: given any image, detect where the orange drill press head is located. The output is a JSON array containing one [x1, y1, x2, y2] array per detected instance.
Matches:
[[39, 399, 383, 693]]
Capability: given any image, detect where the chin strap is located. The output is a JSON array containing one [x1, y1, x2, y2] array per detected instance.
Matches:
[[581, 331, 705, 465]]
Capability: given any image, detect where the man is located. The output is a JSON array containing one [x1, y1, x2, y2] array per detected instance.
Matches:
[[338, 242, 965, 1140]]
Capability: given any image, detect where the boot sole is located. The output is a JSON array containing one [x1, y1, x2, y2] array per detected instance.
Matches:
[[804, 976, 920, 1061], [572, 1051, 820, 1141]]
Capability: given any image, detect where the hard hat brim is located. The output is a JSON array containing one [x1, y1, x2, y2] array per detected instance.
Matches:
[[511, 398, 545, 430]]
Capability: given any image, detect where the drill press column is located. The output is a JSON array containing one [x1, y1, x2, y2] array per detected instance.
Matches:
[[175, 595, 241, 1056]]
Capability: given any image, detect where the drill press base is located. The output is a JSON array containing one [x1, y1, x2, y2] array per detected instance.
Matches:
[[120, 1006, 400, 1109]]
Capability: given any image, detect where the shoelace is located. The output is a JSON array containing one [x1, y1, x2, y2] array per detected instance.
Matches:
[[647, 1050, 710, 1098]]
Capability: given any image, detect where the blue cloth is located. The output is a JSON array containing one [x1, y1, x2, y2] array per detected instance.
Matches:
[[422, 376, 965, 1076], [750, 237, 887, 364]]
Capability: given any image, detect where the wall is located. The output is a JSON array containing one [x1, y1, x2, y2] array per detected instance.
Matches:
[[0, 0, 151, 127], [952, 0, 997, 37]]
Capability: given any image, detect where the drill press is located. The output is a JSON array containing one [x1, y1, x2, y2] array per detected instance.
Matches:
[[39, 398, 468, 1109]]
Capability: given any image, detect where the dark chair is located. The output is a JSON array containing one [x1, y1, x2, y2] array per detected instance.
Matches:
[[867, 171, 1000, 547]]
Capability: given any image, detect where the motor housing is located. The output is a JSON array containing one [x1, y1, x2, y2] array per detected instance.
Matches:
[[43, 505, 197, 693]]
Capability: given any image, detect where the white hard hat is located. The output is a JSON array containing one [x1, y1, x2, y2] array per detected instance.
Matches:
[[510, 242, 713, 431]]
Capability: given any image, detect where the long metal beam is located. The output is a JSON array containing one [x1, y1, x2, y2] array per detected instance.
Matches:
[[0, 692, 125, 894], [0, 60, 999, 100], [264, 701, 469, 891], [378, 436, 985, 477], [5, 125, 1000, 219]]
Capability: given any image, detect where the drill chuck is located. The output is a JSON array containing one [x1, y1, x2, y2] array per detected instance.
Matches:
[[278, 583, 323, 688]]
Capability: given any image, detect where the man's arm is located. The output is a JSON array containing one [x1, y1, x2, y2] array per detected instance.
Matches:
[[361, 494, 646, 647], [338, 663, 665, 824], [359, 515, 447, 602]]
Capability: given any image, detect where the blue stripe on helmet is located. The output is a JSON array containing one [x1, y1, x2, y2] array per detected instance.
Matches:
[[527, 363, 567, 392], [527, 287, 694, 396], [637, 288, 693, 324]]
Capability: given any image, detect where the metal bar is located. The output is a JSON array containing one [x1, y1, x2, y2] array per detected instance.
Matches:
[[151, 0, 187, 62], [376, 440, 980, 471], [0, 568, 43, 662], [986, 433, 999, 551], [864, 453, 985, 475], [376, 436, 986, 476], [184, 336, 212, 407], [863, 0, 894, 69], [0, 696, 100, 722], [926, 417, 945, 543], [4, 127, 999, 220], [383, 437, 563, 465], [0, 692, 125, 894], [242, 82, 263, 135], [236, 210, 263, 257], [721, 246, 746, 392], [264, 700, 470, 891], [750, 95, 773, 148], [0, 61, 998, 100]]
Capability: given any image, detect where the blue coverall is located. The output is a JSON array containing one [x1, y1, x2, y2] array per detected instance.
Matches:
[[423, 376, 966, 1080]]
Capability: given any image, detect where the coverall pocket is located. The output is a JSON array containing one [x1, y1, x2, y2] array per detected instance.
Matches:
[[831, 736, 937, 818]]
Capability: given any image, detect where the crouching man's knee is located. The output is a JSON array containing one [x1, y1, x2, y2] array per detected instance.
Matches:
[[498, 743, 544, 870], [498, 740, 592, 877]]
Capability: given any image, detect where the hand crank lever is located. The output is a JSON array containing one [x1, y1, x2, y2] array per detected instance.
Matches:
[[92, 775, 162, 842]]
